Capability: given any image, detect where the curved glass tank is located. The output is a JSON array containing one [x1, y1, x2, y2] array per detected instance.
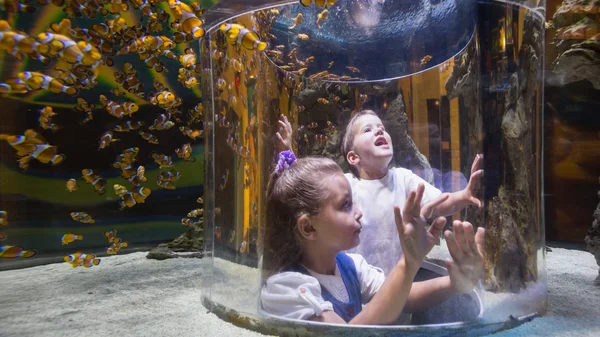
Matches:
[[199, 0, 547, 336], [0, 0, 549, 336]]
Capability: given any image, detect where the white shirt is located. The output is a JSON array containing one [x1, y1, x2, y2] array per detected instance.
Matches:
[[260, 254, 385, 320], [345, 167, 442, 275]]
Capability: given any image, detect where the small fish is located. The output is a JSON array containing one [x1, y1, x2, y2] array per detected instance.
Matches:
[[346, 66, 360, 73], [113, 184, 128, 197], [113, 121, 144, 132], [289, 13, 303, 29], [420, 55, 432, 65], [64, 252, 100, 268], [66, 179, 78, 192], [317, 97, 329, 104], [151, 153, 173, 169], [307, 122, 318, 129], [187, 208, 203, 218], [61, 233, 83, 245], [197, 196, 204, 204], [169, 0, 205, 43], [219, 23, 268, 51], [316, 9, 329, 29], [81, 169, 106, 195], [104, 230, 118, 243], [71, 212, 95, 224], [0, 245, 36, 258], [98, 131, 119, 150], [219, 169, 230, 191], [300, 0, 337, 7], [139, 131, 159, 144], [175, 143, 195, 162], [0, 211, 6, 227], [297, 33, 309, 41], [239, 241, 248, 253], [328, 61, 334, 69]]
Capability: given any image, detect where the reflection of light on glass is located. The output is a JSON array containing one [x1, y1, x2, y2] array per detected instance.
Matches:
[[350, 0, 386, 28], [435, 100, 439, 106], [499, 20, 506, 52]]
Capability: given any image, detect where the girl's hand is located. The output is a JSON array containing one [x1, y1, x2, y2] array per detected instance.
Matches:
[[276, 114, 293, 153], [464, 154, 484, 209], [394, 184, 440, 268], [444, 221, 485, 294]]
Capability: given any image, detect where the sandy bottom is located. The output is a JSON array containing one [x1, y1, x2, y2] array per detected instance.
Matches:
[[0, 246, 599, 337]]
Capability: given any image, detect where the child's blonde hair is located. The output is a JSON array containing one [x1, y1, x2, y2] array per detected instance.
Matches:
[[263, 156, 342, 274], [341, 110, 379, 177]]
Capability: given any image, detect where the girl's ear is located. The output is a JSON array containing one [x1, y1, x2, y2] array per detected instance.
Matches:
[[296, 215, 317, 240], [346, 150, 360, 166]]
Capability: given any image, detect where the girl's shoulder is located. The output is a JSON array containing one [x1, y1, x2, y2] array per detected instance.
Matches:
[[261, 271, 333, 320]]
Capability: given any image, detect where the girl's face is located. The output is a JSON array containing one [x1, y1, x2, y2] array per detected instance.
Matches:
[[311, 172, 363, 251]]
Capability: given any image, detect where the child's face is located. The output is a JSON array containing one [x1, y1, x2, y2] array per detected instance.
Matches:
[[311, 172, 363, 251], [348, 114, 393, 170]]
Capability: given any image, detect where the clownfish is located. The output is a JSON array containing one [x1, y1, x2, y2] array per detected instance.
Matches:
[[300, 0, 337, 7], [0, 211, 7, 227], [219, 23, 268, 51], [0, 245, 36, 258], [61, 233, 83, 245], [66, 178, 78, 192], [421, 55, 432, 65], [81, 169, 107, 195], [64, 252, 100, 268], [187, 208, 203, 218], [175, 143, 195, 162], [71, 212, 95, 224], [169, 0, 205, 43]]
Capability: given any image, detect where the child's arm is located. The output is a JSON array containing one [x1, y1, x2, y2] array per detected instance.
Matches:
[[276, 114, 293, 153], [403, 220, 486, 313], [426, 154, 484, 218]]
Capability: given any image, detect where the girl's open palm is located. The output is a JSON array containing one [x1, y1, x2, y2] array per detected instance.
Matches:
[[444, 221, 485, 294], [394, 184, 446, 267]]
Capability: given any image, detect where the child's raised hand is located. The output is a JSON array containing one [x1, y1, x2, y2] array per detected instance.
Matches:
[[465, 154, 484, 209], [394, 183, 437, 268], [444, 221, 485, 294], [276, 114, 293, 153]]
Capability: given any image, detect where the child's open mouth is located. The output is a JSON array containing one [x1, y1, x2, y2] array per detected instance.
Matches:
[[374, 136, 388, 147]]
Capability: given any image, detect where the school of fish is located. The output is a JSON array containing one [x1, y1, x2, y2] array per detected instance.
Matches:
[[0, 0, 435, 262]]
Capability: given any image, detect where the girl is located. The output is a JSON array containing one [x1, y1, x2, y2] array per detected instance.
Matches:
[[260, 152, 484, 324]]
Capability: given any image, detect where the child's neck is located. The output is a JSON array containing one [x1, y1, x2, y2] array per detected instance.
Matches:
[[358, 165, 389, 180], [301, 247, 338, 275]]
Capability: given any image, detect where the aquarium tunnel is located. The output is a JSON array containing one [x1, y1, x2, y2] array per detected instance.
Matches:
[[0, 0, 547, 336]]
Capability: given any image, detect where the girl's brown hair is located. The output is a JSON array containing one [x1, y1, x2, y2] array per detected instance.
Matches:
[[263, 156, 342, 275]]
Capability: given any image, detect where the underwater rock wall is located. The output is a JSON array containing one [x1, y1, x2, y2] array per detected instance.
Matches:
[[551, 0, 600, 89], [584, 179, 600, 286], [483, 10, 543, 293], [444, 40, 484, 227]]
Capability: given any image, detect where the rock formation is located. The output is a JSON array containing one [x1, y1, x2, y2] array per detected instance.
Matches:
[[147, 219, 204, 260], [551, 0, 600, 89], [444, 41, 484, 227], [584, 180, 600, 286], [477, 10, 543, 292]]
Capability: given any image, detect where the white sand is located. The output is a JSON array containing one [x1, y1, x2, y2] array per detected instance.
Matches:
[[0, 247, 598, 337]]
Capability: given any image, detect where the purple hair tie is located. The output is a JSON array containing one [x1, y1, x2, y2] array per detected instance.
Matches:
[[275, 150, 296, 175]]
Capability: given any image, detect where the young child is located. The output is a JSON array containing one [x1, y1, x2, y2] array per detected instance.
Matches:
[[260, 153, 485, 324]]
